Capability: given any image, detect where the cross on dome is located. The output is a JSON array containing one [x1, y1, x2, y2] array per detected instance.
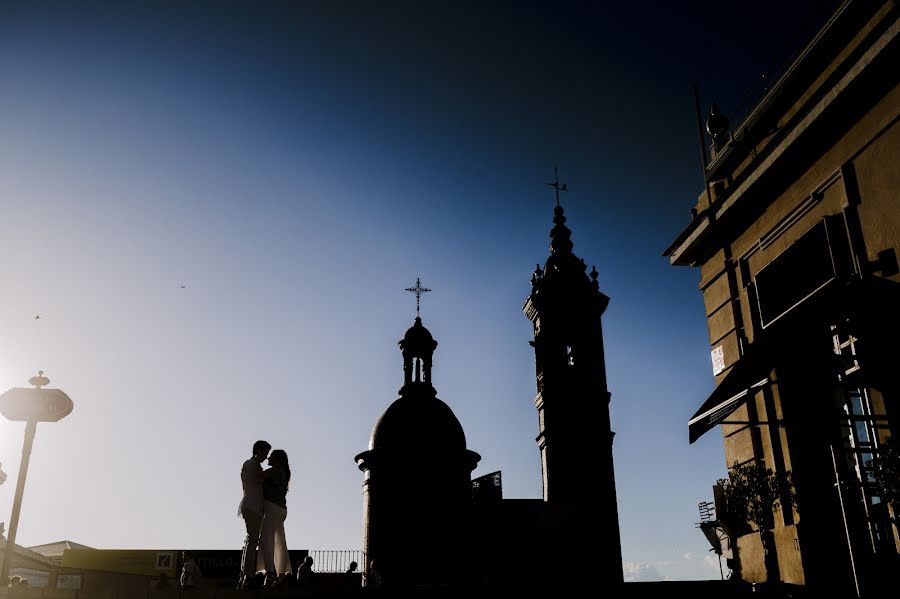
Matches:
[[405, 277, 431, 317]]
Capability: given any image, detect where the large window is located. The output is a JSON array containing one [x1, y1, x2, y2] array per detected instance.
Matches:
[[755, 216, 854, 329]]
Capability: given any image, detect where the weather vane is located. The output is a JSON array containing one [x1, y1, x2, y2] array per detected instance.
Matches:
[[405, 277, 431, 317], [545, 163, 568, 207]]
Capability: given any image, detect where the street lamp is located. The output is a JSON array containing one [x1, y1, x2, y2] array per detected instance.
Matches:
[[0, 371, 73, 585]]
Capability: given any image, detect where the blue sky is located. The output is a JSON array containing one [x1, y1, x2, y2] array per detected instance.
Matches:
[[0, 0, 840, 581]]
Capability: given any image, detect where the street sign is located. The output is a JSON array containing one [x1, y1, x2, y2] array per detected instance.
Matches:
[[0, 372, 75, 587], [0, 388, 73, 422]]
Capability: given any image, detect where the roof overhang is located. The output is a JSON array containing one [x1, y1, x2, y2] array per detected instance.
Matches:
[[666, 3, 898, 267]]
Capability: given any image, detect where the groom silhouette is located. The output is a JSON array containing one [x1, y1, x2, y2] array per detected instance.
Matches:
[[237, 440, 271, 589]]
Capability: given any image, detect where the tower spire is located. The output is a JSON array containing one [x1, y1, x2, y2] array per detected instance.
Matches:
[[544, 165, 574, 255], [523, 178, 622, 583]]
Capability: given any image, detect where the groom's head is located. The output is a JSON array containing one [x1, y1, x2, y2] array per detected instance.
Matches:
[[252, 440, 271, 461]]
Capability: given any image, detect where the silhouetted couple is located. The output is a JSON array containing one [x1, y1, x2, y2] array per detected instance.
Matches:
[[237, 440, 293, 590]]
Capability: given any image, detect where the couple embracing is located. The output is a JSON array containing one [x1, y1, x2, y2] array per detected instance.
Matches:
[[238, 440, 293, 589]]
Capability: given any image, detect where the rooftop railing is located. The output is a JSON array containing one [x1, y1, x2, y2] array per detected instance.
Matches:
[[306, 549, 364, 574]]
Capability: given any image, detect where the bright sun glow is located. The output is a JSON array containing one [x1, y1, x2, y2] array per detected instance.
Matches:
[[0, 357, 27, 477], [0, 355, 18, 393]]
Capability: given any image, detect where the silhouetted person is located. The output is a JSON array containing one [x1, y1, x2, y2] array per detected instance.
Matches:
[[180, 551, 201, 590], [296, 555, 314, 586], [257, 449, 292, 588], [345, 560, 359, 588], [238, 440, 271, 589], [366, 559, 382, 588]]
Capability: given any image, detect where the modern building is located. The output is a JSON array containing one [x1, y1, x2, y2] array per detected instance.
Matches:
[[665, 0, 899, 594], [356, 194, 623, 588]]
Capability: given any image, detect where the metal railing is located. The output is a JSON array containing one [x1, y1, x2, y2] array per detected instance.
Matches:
[[305, 549, 363, 574]]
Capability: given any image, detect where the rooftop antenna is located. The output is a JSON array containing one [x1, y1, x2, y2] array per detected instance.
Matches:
[[692, 84, 713, 215], [545, 163, 568, 207], [405, 277, 431, 317]]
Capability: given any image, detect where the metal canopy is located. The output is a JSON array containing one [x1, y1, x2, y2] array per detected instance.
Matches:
[[688, 342, 772, 444]]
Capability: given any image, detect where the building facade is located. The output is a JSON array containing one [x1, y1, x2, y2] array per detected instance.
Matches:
[[666, 0, 899, 594]]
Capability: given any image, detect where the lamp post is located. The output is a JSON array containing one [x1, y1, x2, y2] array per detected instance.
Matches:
[[0, 371, 73, 585]]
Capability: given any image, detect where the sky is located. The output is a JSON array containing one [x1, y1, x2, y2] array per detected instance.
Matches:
[[0, 0, 842, 582]]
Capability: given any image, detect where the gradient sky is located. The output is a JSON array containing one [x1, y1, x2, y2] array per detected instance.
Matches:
[[0, 0, 841, 582]]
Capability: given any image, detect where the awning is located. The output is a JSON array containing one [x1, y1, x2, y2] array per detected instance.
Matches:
[[688, 341, 772, 444]]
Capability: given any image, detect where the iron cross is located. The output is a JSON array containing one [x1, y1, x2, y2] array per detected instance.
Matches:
[[405, 277, 431, 317]]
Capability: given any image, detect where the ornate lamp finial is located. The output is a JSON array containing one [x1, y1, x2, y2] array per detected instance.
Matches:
[[28, 371, 50, 390]]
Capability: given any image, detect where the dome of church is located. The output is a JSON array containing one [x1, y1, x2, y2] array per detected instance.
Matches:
[[369, 393, 467, 452]]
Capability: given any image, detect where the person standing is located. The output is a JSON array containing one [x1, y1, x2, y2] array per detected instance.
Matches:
[[257, 449, 292, 588], [344, 560, 359, 589], [180, 552, 201, 590], [366, 559, 382, 588], [295, 555, 314, 586], [238, 440, 271, 590]]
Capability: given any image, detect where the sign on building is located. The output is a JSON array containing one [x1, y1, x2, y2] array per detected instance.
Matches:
[[56, 574, 82, 590], [711, 345, 725, 375]]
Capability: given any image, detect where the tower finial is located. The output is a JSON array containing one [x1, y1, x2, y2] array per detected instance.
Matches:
[[405, 277, 431, 317], [545, 163, 568, 208]]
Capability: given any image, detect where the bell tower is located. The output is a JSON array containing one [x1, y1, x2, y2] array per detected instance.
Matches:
[[523, 174, 623, 583]]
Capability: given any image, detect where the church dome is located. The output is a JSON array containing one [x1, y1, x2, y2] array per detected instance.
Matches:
[[369, 393, 467, 452], [366, 309, 467, 453]]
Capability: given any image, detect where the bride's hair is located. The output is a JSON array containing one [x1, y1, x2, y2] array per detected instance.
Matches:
[[269, 449, 291, 483]]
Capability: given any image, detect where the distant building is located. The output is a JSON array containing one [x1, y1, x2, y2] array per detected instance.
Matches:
[[666, 0, 899, 594], [0, 540, 63, 588], [12, 544, 358, 592], [28, 540, 94, 565], [356, 198, 623, 588]]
